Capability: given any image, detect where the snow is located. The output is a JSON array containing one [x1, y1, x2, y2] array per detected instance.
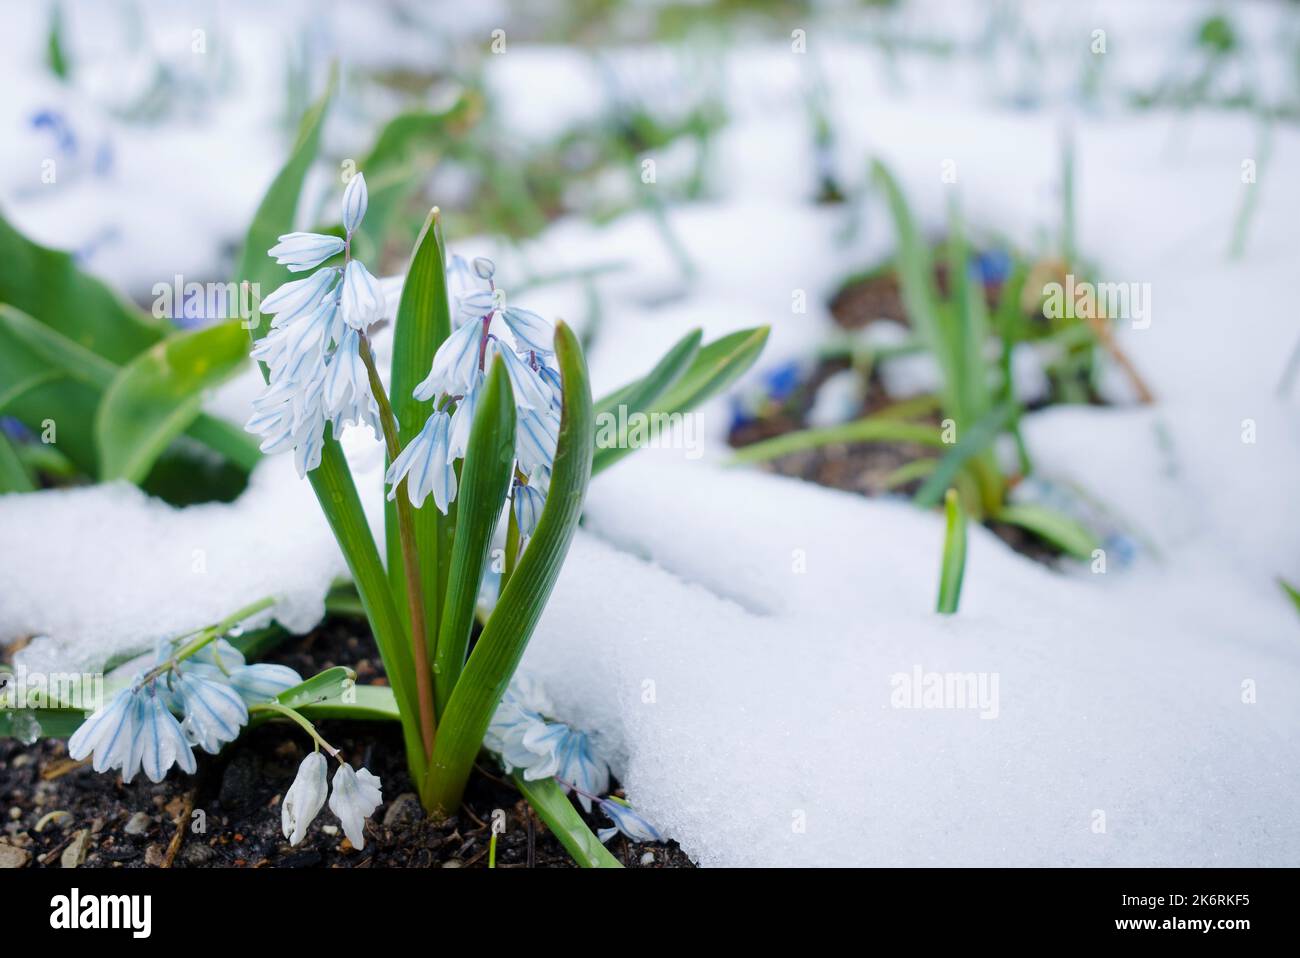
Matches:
[[3, 0, 1299, 865]]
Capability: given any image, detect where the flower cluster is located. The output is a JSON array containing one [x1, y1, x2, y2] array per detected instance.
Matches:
[[245, 173, 386, 477], [485, 674, 663, 845], [67, 638, 302, 783], [385, 254, 560, 536], [281, 751, 384, 851]]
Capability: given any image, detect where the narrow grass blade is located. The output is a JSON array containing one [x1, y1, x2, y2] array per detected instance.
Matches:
[[424, 322, 593, 815], [95, 321, 255, 482], [0, 709, 87, 740], [913, 402, 1015, 509], [730, 415, 944, 466], [593, 327, 700, 420], [514, 774, 622, 868], [996, 503, 1098, 561], [593, 326, 768, 475], [434, 357, 516, 716], [936, 488, 967, 615], [1278, 578, 1300, 618], [386, 209, 453, 653]]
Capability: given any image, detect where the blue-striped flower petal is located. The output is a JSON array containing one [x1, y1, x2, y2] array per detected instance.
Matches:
[[492, 342, 550, 410], [228, 664, 303, 706], [341, 260, 382, 331], [516, 404, 559, 477], [512, 478, 546, 540], [68, 684, 141, 776], [555, 729, 610, 812], [129, 684, 197, 784], [597, 799, 662, 844], [269, 232, 345, 272], [259, 269, 336, 325], [385, 410, 457, 512], [414, 318, 484, 400], [500, 305, 554, 355], [454, 289, 496, 329], [342, 172, 368, 234], [175, 671, 248, 755]]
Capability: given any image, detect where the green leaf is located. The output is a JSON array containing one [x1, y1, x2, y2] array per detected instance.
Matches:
[[0, 708, 86, 740], [424, 321, 593, 815], [297, 684, 402, 723], [913, 402, 1015, 509], [730, 415, 944, 466], [95, 321, 256, 482], [593, 326, 768, 475], [386, 209, 453, 654], [514, 774, 623, 868], [936, 488, 967, 614], [0, 432, 35, 493], [275, 666, 358, 711], [1278, 578, 1300, 618], [234, 66, 335, 329], [996, 503, 1099, 560], [593, 328, 701, 420], [0, 211, 168, 365], [434, 357, 516, 717]]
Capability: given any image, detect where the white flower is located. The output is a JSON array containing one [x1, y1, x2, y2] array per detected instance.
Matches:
[[68, 685, 141, 777], [269, 232, 345, 272], [175, 670, 248, 755], [414, 317, 483, 400], [342, 172, 368, 234], [472, 256, 495, 280], [446, 375, 482, 461], [228, 664, 303, 706], [282, 752, 328, 846], [500, 306, 554, 356], [130, 683, 197, 784], [250, 301, 329, 383], [597, 799, 663, 845], [490, 340, 551, 410], [258, 268, 336, 326], [328, 763, 383, 850], [454, 289, 496, 329], [513, 476, 546, 540], [516, 403, 560, 477], [323, 328, 380, 437], [446, 255, 492, 329], [384, 410, 457, 512], [341, 260, 382, 331]]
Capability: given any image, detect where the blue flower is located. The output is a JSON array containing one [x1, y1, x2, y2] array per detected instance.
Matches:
[[269, 232, 345, 272], [490, 340, 551, 410], [415, 318, 484, 400], [228, 664, 303, 706], [323, 328, 381, 437], [384, 410, 457, 512], [341, 173, 368, 235], [259, 268, 337, 327], [597, 798, 663, 845], [174, 670, 248, 755], [512, 476, 546, 540], [516, 404, 560, 478], [341, 260, 383, 331], [500, 306, 554, 355], [67, 683, 142, 777], [130, 683, 197, 784]]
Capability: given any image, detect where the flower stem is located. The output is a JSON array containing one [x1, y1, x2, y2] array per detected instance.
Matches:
[[139, 596, 276, 686], [357, 332, 437, 763], [250, 701, 339, 757]]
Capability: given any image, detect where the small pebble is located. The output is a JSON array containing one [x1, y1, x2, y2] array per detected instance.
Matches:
[[11, 754, 32, 769], [144, 844, 165, 868], [640, 851, 655, 865], [182, 843, 214, 866], [124, 811, 152, 836], [0, 842, 29, 869], [441, 860, 462, 868], [7, 807, 20, 821], [61, 829, 91, 868], [321, 824, 339, 836]]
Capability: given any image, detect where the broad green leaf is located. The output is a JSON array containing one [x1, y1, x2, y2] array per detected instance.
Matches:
[[234, 66, 334, 329], [434, 358, 516, 717], [0, 708, 86, 740], [0, 432, 35, 493], [996, 503, 1099, 561], [593, 325, 768, 475], [386, 209, 453, 654], [936, 488, 967, 614], [1279, 578, 1300, 618], [0, 211, 167, 365], [95, 321, 256, 482], [424, 321, 593, 815], [297, 684, 402, 723], [730, 415, 944, 466], [276, 666, 358, 710], [514, 774, 623, 868], [0, 305, 253, 479]]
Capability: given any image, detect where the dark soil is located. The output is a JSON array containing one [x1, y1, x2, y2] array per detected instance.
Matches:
[[0, 623, 694, 869]]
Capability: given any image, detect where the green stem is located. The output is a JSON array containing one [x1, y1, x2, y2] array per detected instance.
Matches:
[[141, 597, 275, 685], [502, 496, 520, 593], [250, 701, 338, 755], [358, 332, 437, 764]]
